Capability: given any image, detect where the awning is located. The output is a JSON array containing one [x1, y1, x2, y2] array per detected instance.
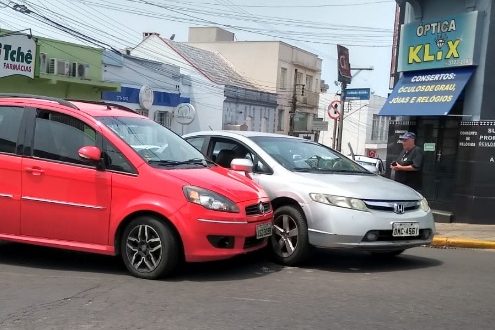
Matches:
[[379, 67, 475, 116]]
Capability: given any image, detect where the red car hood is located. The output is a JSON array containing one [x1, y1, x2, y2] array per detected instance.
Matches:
[[164, 166, 267, 203]]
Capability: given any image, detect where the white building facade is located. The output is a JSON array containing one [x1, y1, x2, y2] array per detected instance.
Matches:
[[187, 27, 322, 138], [319, 94, 389, 159]]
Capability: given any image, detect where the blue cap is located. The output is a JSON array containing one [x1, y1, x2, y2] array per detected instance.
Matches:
[[399, 132, 416, 140]]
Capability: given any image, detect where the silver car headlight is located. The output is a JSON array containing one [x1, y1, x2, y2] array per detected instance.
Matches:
[[309, 193, 368, 212], [184, 186, 239, 213], [420, 197, 430, 212]]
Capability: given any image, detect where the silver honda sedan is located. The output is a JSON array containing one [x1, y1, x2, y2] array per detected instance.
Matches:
[[183, 131, 435, 265]]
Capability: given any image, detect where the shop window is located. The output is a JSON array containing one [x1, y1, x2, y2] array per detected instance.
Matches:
[[155, 111, 172, 129]]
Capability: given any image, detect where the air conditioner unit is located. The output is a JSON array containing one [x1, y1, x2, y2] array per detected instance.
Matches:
[[39, 53, 48, 74], [49, 58, 70, 76], [69, 62, 78, 77], [77, 63, 90, 79]]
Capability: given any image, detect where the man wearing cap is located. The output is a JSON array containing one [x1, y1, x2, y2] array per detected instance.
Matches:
[[391, 132, 424, 192]]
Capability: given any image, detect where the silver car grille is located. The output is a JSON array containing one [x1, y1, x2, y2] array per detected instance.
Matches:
[[363, 200, 420, 213]]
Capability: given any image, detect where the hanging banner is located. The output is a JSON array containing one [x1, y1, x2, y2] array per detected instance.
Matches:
[[337, 44, 351, 84], [0, 34, 36, 79]]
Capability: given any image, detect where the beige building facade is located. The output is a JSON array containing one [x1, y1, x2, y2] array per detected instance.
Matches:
[[188, 27, 322, 137]]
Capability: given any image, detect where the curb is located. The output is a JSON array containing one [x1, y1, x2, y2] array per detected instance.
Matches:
[[432, 236, 495, 249]]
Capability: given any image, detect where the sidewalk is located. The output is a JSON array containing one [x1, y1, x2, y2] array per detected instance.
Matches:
[[432, 222, 495, 249]]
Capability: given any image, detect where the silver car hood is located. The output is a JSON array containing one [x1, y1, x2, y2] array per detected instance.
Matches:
[[293, 172, 422, 201]]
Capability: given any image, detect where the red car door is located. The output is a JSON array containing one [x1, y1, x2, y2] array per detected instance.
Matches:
[[20, 109, 111, 245], [0, 105, 25, 236]]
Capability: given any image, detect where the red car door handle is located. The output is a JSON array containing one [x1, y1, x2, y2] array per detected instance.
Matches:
[[25, 167, 45, 175]]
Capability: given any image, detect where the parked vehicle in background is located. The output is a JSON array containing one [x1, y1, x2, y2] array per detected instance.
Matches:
[[184, 131, 435, 266], [0, 95, 272, 279], [354, 155, 386, 175]]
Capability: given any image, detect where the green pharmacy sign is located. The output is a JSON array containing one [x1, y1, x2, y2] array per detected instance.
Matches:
[[0, 34, 36, 79], [398, 11, 479, 72]]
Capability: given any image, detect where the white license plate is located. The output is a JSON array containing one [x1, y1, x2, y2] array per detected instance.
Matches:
[[392, 222, 419, 237], [256, 223, 272, 239]]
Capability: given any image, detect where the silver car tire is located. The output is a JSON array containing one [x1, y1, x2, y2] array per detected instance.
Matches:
[[270, 205, 310, 266], [121, 217, 180, 279]]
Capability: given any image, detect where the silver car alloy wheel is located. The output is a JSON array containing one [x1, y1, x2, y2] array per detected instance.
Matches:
[[273, 214, 299, 258], [126, 225, 163, 273]]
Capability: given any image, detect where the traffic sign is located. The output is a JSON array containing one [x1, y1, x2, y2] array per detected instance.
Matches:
[[328, 101, 341, 120], [367, 149, 377, 158]]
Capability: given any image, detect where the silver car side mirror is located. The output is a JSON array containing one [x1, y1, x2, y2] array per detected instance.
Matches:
[[230, 158, 253, 178]]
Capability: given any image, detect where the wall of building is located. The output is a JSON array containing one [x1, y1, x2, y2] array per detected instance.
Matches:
[[391, 0, 495, 223], [132, 35, 225, 134], [102, 51, 193, 133], [0, 34, 116, 100], [187, 41, 280, 92], [223, 85, 278, 132], [188, 31, 323, 136]]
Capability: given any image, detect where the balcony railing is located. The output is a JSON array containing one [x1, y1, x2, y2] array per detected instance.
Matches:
[[296, 91, 319, 107]]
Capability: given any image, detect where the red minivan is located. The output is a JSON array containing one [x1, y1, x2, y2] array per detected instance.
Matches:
[[0, 95, 272, 279]]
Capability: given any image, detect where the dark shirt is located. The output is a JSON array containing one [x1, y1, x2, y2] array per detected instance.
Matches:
[[394, 145, 423, 191]]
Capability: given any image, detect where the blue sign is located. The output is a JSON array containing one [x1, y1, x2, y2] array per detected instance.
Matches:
[[398, 11, 479, 72], [379, 67, 475, 116], [102, 86, 189, 107], [344, 88, 370, 100]]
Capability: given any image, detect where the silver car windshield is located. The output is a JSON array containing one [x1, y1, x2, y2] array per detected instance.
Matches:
[[98, 116, 208, 167], [250, 136, 370, 174]]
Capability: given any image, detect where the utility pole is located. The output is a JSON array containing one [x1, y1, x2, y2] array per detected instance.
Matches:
[[335, 83, 346, 151], [335, 67, 373, 152], [288, 68, 298, 136]]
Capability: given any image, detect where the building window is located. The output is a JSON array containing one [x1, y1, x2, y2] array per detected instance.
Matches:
[[296, 72, 303, 85], [294, 112, 308, 131], [277, 109, 285, 131], [155, 111, 172, 128], [371, 114, 389, 141], [280, 68, 287, 89], [306, 75, 313, 92], [371, 114, 379, 140]]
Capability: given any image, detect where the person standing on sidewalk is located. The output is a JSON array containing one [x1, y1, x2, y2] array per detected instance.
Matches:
[[391, 132, 424, 192]]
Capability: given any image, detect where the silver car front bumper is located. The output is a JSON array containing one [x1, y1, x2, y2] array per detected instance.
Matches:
[[304, 202, 435, 250]]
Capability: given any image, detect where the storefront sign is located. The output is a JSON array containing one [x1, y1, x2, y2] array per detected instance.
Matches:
[[102, 86, 190, 107], [423, 143, 436, 152], [139, 85, 154, 110], [379, 67, 474, 116], [344, 88, 370, 100], [458, 121, 495, 163], [0, 34, 36, 79], [174, 103, 196, 125], [311, 119, 329, 131], [398, 11, 479, 72]]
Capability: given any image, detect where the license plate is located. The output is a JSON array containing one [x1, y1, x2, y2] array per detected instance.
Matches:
[[392, 222, 419, 237], [256, 223, 272, 239]]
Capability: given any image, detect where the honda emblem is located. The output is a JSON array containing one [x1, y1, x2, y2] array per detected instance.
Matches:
[[394, 203, 405, 214]]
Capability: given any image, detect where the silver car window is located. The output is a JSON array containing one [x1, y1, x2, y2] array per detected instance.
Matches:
[[250, 136, 370, 174]]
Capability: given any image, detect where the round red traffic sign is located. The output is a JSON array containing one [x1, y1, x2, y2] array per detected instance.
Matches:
[[367, 149, 377, 158], [327, 101, 341, 120]]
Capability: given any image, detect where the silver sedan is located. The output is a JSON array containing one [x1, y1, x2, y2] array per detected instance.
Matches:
[[183, 131, 435, 265]]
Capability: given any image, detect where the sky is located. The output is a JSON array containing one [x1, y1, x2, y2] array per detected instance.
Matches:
[[0, 0, 397, 105]]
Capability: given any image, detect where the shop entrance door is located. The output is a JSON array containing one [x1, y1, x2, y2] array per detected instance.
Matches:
[[417, 117, 460, 211]]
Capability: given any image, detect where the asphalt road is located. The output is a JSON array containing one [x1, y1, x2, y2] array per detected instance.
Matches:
[[0, 243, 494, 330]]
